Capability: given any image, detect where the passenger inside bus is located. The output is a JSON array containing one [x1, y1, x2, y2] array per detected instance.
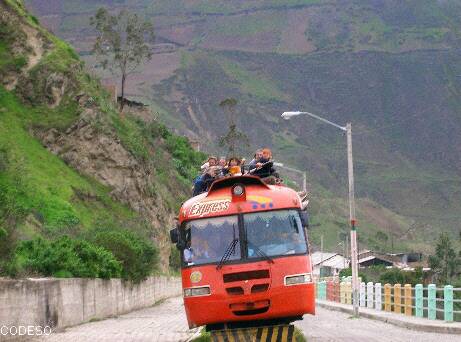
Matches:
[[183, 216, 240, 266], [245, 210, 307, 257]]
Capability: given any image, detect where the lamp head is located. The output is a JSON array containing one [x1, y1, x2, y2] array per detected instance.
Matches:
[[281, 111, 302, 120]]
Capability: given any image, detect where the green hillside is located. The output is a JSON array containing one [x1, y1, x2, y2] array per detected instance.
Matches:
[[0, 0, 204, 278]]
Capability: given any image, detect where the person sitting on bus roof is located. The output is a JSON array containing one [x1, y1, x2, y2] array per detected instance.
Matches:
[[248, 149, 263, 172], [250, 148, 277, 178], [227, 157, 242, 176], [217, 156, 229, 177], [193, 156, 218, 196], [240, 158, 246, 174], [200, 156, 218, 173]]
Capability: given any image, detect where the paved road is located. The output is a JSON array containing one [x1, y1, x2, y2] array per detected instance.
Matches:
[[36, 297, 460, 341], [39, 297, 198, 342], [296, 306, 460, 342]]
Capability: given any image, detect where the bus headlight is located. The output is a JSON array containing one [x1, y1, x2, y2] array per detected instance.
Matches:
[[284, 273, 312, 286], [184, 286, 211, 297]]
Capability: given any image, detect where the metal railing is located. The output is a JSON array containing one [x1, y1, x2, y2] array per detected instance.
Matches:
[[315, 280, 461, 322]]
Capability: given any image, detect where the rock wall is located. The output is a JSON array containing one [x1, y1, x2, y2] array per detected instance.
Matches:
[[0, 276, 182, 341]]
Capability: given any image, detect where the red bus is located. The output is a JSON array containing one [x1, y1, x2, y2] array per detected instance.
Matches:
[[170, 175, 315, 329]]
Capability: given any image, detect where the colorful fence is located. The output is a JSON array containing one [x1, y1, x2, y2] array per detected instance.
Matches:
[[315, 280, 461, 322]]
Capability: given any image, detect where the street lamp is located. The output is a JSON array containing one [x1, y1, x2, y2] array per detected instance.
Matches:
[[273, 162, 307, 193], [281, 110, 360, 317]]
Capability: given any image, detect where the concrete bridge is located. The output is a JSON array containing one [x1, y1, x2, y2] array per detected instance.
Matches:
[[1, 277, 460, 341], [35, 297, 460, 341]]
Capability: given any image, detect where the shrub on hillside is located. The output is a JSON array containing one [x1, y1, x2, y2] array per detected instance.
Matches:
[[161, 127, 206, 180], [169, 245, 181, 272], [8, 236, 122, 278], [92, 230, 158, 282], [379, 267, 424, 286]]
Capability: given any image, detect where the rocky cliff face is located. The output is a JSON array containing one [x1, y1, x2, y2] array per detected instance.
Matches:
[[38, 104, 176, 270]]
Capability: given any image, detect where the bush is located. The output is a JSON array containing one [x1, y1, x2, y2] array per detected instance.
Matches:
[[161, 127, 206, 180], [379, 267, 424, 286], [8, 236, 122, 278], [339, 267, 368, 283], [169, 245, 181, 272], [92, 230, 158, 282]]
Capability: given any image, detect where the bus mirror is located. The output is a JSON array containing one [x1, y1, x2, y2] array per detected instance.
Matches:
[[300, 211, 309, 228], [170, 227, 179, 244]]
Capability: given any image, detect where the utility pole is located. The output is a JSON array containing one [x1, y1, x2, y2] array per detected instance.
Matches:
[[302, 171, 307, 194], [347, 123, 359, 317], [320, 235, 324, 278], [281, 111, 360, 317]]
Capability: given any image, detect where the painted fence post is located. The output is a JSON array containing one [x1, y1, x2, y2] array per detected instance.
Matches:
[[340, 282, 346, 304], [327, 281, 334, 301], [360, 282, 366, 307], [346, 282, 352, 304], [334, 281, 340, 302], [394, 284, 401, 313], [318, 281, 323, 300], [384, 283, 391, 312], [428, 284, 436, 320], [415, 284, 423, 318], [404, 284, 412, 316], [375, 283, 382, 310], [367, 282, 374, 309], [321, 281, 327, 300], [444, 285, 453, 322]]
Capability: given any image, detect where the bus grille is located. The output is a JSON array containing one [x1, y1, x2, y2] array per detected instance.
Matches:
[[226, 286, 244, 295], [251, 284, 269, 293], [223, 270, 270, 283]]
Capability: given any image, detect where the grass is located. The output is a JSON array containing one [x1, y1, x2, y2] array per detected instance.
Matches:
[[0, 86, 142, 234], [217, 57, 286, 102]]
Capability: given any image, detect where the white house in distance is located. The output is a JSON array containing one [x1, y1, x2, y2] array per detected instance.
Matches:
[[311, 252, 350, 279]]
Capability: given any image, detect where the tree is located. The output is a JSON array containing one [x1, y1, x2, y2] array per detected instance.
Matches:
[[429, 232, 459, 284], [218, 98, 249, 157], [90, 8, 154, 111]]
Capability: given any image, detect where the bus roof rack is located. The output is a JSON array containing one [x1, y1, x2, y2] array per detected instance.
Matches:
[[207, 175, 270, 195]]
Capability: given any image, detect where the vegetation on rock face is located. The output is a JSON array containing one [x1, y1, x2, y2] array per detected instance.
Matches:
[[0, 0, 204, 279]]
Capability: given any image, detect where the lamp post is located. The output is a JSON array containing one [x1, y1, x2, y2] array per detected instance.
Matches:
[[273, 162, 307, 193], [281, 111, 359, 317]]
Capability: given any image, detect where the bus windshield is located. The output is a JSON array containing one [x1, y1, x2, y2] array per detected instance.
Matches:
[[182, 210, 308, 267], [183, 215, 240, 266], [244, 210, 307, 258]]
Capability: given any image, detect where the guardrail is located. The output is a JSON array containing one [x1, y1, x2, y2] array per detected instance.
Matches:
[[315, 280, 461, 322]]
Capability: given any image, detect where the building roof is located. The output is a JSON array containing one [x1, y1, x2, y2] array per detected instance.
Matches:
[[311, 252, 349, 269], [358, 255, 394, 266]]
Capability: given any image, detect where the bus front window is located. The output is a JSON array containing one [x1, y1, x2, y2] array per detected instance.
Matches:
[[183, 215, 240, 266], [244, 210, 307, 258]]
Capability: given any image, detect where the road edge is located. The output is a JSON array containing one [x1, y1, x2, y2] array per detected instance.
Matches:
[[316, 300, 461, 335]]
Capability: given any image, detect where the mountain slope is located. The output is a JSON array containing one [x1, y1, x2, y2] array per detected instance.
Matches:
[[24, 0, 461, 252], [0, 0, 204, 275]]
